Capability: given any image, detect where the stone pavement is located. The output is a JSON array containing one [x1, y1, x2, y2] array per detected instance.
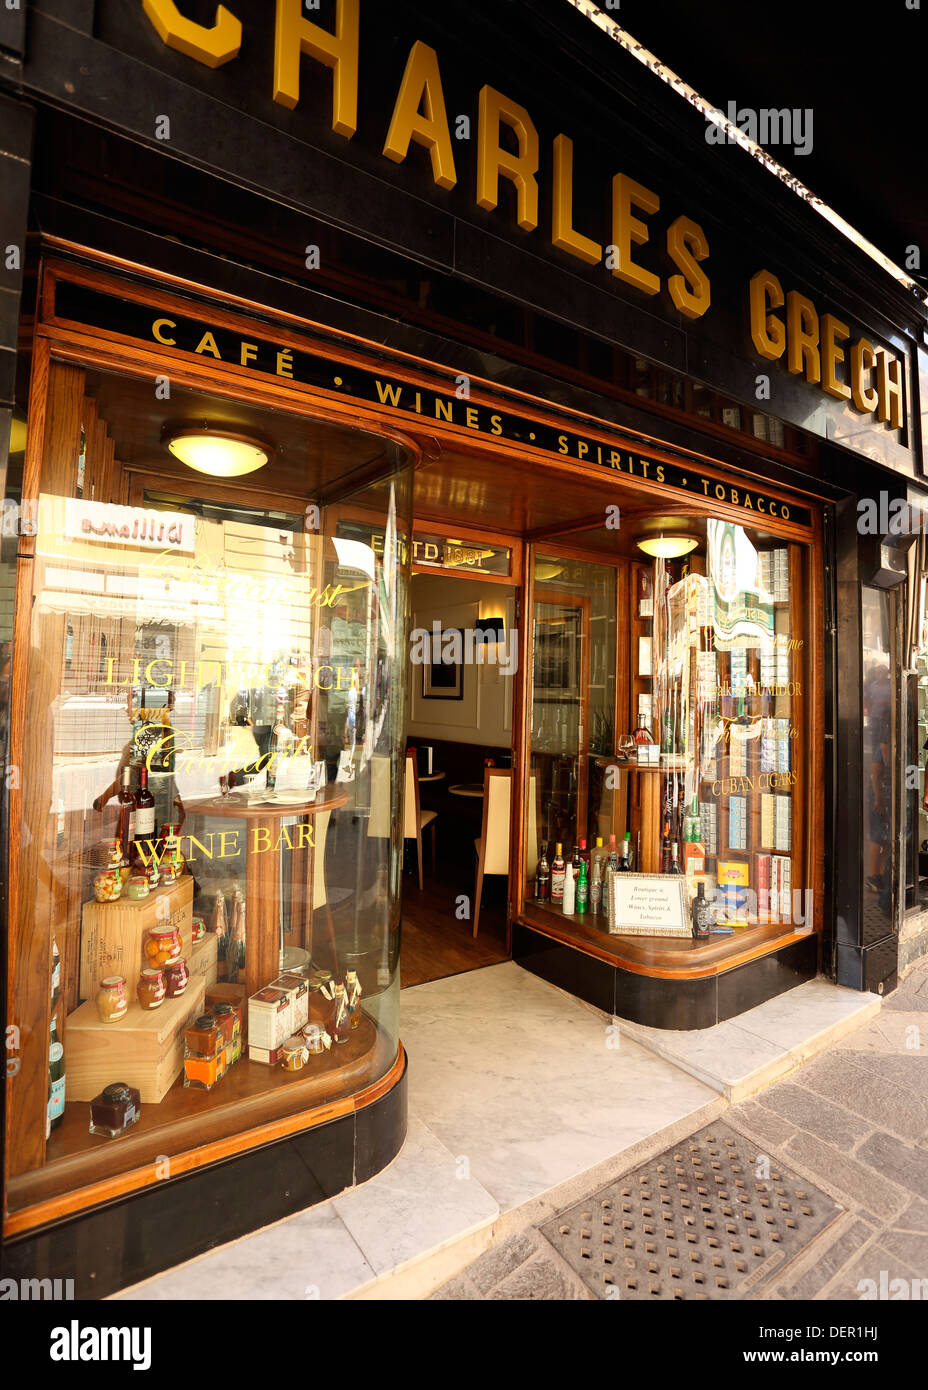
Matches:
[[430, 957, 928, 1300]]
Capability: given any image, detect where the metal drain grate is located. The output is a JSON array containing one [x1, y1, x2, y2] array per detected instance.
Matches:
[[540, 1122, 843, 1300]]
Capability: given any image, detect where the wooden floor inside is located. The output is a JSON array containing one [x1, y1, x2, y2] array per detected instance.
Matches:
[[400, 861, 509, 989]]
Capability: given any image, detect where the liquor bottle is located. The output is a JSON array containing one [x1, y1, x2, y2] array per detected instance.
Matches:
[[116, 765, 136, 863], [50, 929, 61, 1010], [550, 843, 566, 902], [623, 830, 635, 872], [47, 1015, 65, 1132], [590, 851, 603, 915], [132, 765, 156, 860], [661, 707, 675, 755], [576, 858, 589, 913], [607, 834, 620, 872], [618, 838, 631, 872], [562, 860, 576, 915], [684, 795, 701, 842], [669, 842, 683, 874], [633, 715, 655, 745], [691, 881, 712, 939], [571, 844, 582, 877], [660, 821, 673, 874], [535, 843, 550, 900], [577, 838, 590, 874]]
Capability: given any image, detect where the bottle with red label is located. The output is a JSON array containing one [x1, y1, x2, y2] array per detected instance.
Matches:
[[132, 765, 156, 863]]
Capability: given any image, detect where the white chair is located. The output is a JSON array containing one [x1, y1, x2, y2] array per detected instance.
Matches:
[[473, 769, 538, 937], [404, 752, 437, 890]]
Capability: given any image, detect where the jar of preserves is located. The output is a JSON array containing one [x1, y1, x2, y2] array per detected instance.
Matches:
[[95, 976, 129, 1024], [211, 1002, 236, 1046], [302, 1022, 332, 1055], [93, 844, 124, 903], [160, 823, 186, 878], [89, 1082, 141, 1138], [137, 967, 166, 1011], [183, 1053, 220, 1090], [144, 924, 181, 967], [126, 874, 150, 901], [281, 1035, 308, 1072], [163, 956, 189, 999], [184, 1015, 220, 1058], [191, 915, 207, 943]]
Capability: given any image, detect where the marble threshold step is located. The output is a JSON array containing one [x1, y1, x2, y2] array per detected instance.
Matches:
[[609, 976, 881, 1103]]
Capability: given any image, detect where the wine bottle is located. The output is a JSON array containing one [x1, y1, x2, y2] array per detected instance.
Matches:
[[618, 838, 631, 872], [535, 842, 550, 900], [661, 821, 673, 874], [623, 830, 635, 872], [550, 843, 566, 902], [116, 765, 136, 863], [48, 1015, 65, 1132], [669, 842, 683, 874], [132, 765, 156, 861]]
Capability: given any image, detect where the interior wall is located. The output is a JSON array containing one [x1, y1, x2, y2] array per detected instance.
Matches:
[[406, 573, 514, 748]]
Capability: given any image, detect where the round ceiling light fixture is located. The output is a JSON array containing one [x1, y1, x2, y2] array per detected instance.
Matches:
[[164, 424, 270, 478], [635, 533, 699, 559]]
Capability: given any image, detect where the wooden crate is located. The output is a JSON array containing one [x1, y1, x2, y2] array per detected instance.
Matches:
[[189, 932, 218, 986], [78, 875, 194, 1000], [65, 975, 206, 1104]]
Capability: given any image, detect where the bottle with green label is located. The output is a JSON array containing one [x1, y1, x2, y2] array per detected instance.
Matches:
[[576, 858, 589, 913]]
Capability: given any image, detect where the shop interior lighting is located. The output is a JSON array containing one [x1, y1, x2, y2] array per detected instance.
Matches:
[[165, 425, 269, 478], [636, 533, 699, 558]]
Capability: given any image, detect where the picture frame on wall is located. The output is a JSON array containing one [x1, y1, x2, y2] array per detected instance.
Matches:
[[422, 629, 465, 700]]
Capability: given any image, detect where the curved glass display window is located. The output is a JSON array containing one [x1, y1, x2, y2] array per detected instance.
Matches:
[[525, 520, 811, 945], [5, 362, 412, 1215]]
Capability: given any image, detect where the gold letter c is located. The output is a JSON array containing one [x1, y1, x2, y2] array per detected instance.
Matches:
[[142, 1, 242, 69]]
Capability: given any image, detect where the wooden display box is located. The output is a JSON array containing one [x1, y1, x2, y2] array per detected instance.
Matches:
[[65, 975, 206, 1104], [189, 931, 218, 986], [79, 875, 194, 1000]]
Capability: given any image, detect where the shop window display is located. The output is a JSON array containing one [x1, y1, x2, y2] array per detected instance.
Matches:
[[526, 521, 809, 943], [6, 363, 411, 1211]]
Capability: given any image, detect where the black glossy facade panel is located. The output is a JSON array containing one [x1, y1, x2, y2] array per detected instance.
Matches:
[[514, 924, 818, 1031], [2, 1059, 406, 1299]]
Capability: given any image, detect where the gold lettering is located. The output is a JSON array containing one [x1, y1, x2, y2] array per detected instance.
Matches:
[[195, 330, 222, 358], [850, 338, 878, 413], [276, 349, 294, 378], [151, 316, 178, 345], [551, 134, 601, 266], [611, 174, 660, 295], [273, 0, 359, 136], [821, 313, 851, 401], [786, 291, 820, 384], [476, 85, 539, 232], [877, 350, 904, 430], [142, 0, 241, 68], [749, 269, 785, 361], [240, 341, 259, 367], [383, 41, 456, 190], [666, 215, 710, 318]]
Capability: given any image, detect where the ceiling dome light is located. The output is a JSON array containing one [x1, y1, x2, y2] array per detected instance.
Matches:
[[165, 426, 270, 478], [636, 534, 699, 559]]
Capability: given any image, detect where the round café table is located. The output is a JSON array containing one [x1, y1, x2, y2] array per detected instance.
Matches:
[[418, 770, 445, 783], [186, 785, 348, 997], [448, 782, 485, 797]]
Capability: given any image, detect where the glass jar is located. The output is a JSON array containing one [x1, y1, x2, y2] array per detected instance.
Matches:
[[191, 915, 207, 943], [281, 1035, 308, 1072], [93, 855, 123, 903], [211, 1003, 236, 1046], [184, 1015, 220, 1058], [137, 967, 166, 1011], [144, 924, 181, 968], [99, 836, 131, 884], [183, 1053, 220, 1090], [159, 823, 186, 878], [302, 1022, 331, 1055], [89, 1082, 141, 1138], [95, 976, 129, 1024], [163, 956, 189, 999], [126, 873, 150, 900]]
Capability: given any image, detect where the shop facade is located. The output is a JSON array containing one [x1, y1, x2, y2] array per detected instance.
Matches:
[[1, 1, 925, 1295]]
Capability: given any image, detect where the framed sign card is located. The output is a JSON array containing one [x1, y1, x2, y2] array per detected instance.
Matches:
[[607, 872, 691, 937]]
